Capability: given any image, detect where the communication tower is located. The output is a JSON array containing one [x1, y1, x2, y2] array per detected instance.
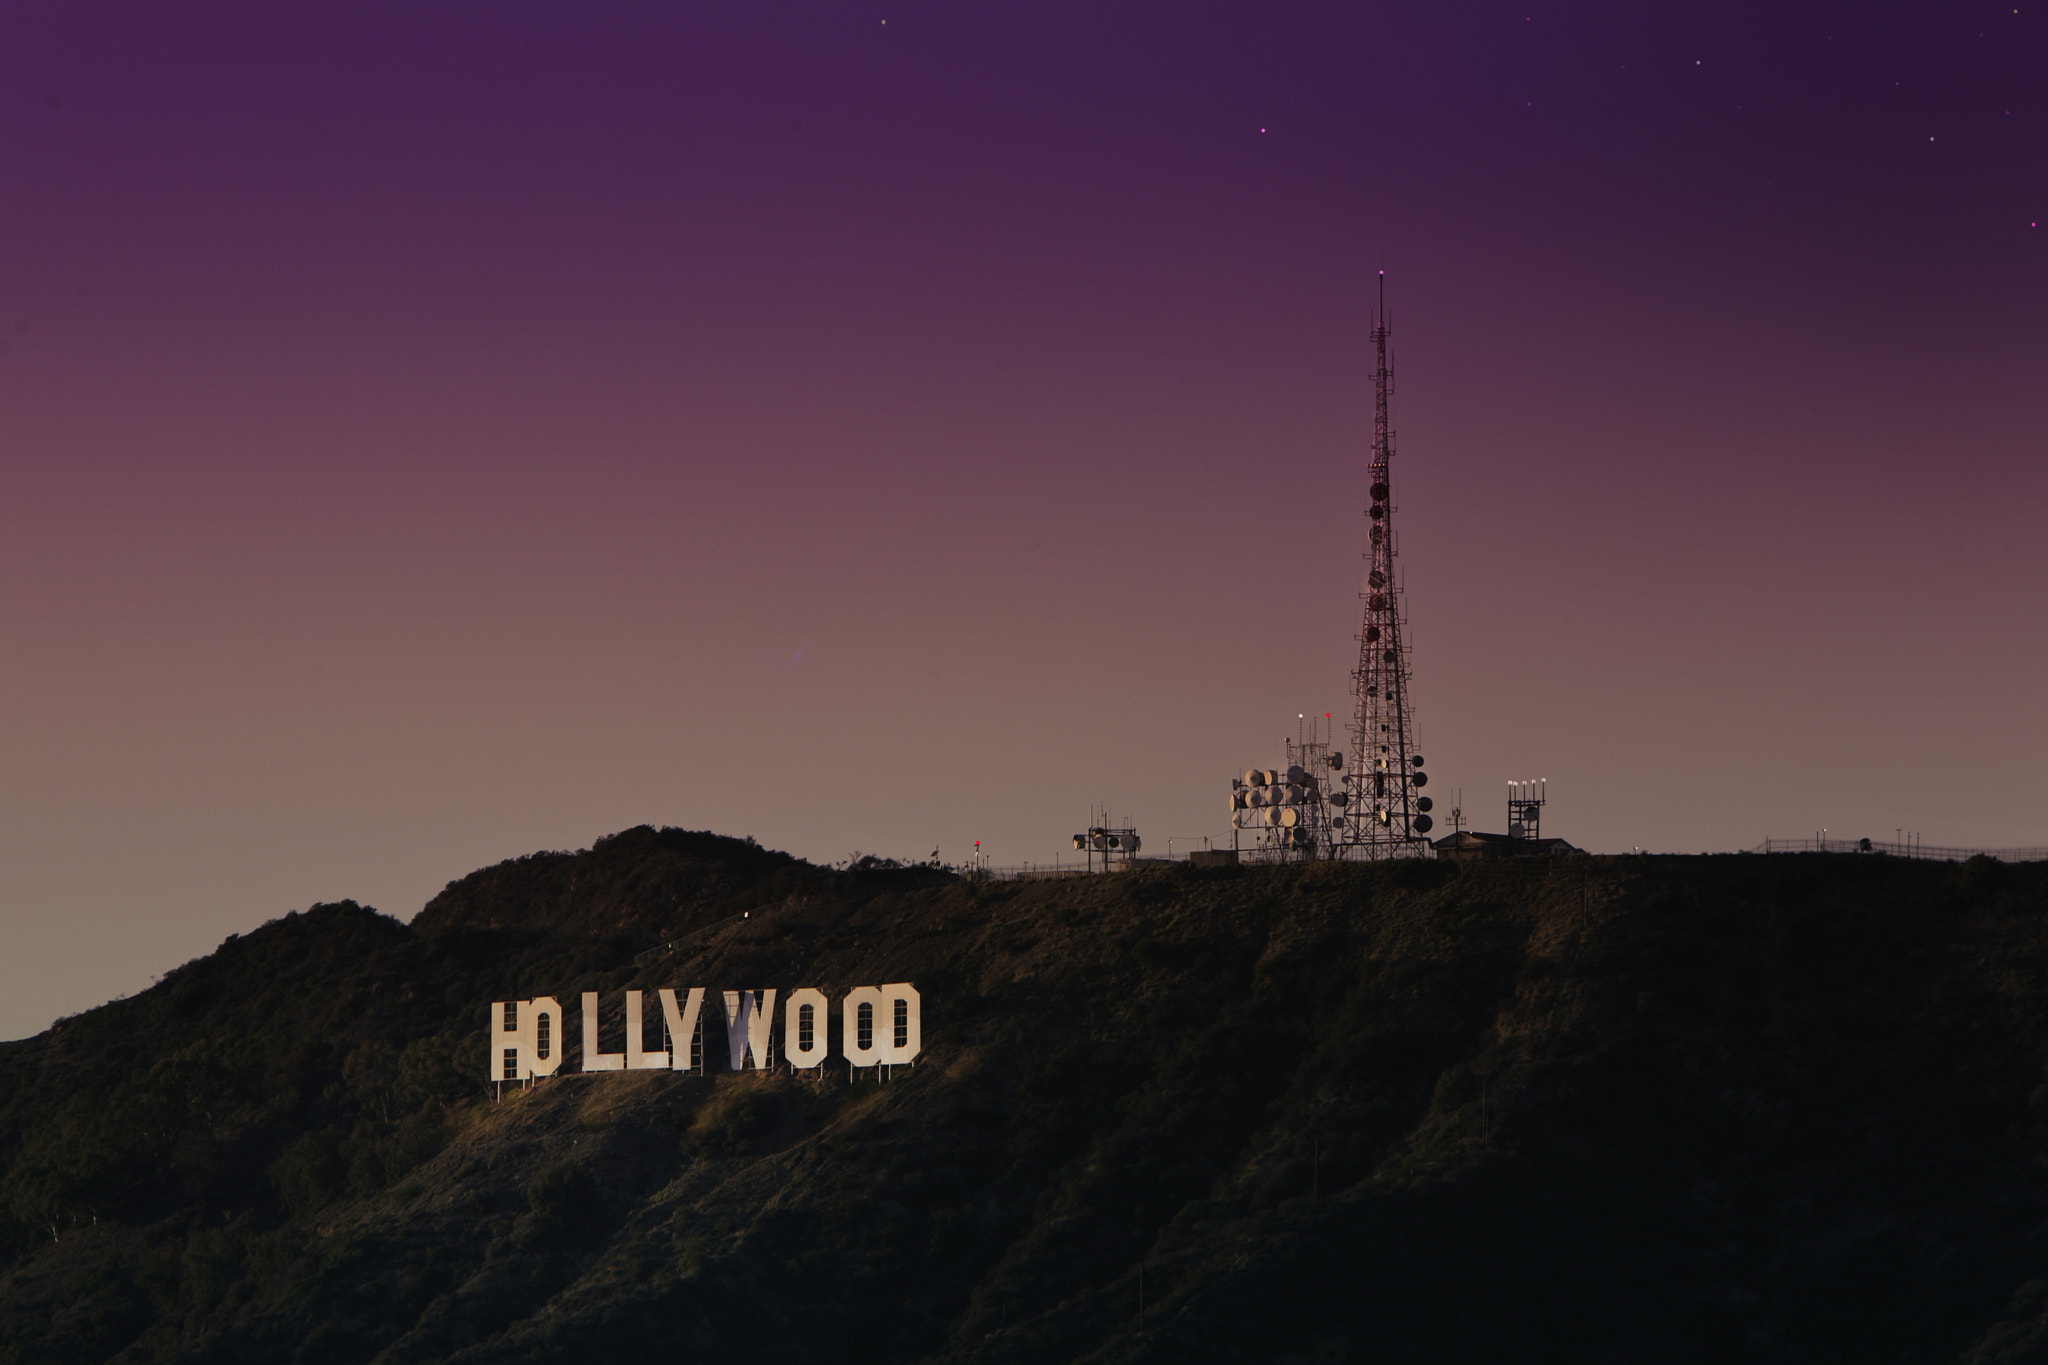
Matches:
[[1071, 803, 1142, 873], [1336, 275, 1433, 856], [1218, 276, 1437, 862], [1508, 781, 1545, 843]]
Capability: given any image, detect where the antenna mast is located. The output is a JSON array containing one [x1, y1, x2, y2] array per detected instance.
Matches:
[[1340, 274, 1433, 856]]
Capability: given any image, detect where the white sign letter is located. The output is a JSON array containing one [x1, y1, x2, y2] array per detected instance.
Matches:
[[658, 987, 705, 1072], [625, 989, 669, 1070], [783, 987, 830, 1069], [841, 986, 885, 1067], [518, 996, 564, 1078], [877, 982, 922, 1065], [488, 1000, 521, 1082], [722, 989, 778, 1071], [581, 991, 625, 1071]]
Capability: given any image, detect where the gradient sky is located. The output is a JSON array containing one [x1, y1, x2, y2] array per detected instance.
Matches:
[[3, 1, 2044, 1040]]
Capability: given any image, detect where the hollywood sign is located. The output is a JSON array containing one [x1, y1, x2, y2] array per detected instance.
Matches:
[[488, 984, 921, 1081]]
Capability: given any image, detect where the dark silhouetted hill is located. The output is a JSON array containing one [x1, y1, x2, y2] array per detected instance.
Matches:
[[411, 827, 807, 940], [3, 829, 2048, 1363]]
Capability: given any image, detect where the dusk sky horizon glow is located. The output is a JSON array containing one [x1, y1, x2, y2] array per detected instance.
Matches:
[[3, 1, 2044, 1039]]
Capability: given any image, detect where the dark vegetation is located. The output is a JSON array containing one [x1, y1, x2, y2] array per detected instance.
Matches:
[[4, 828, 2048, 1362]]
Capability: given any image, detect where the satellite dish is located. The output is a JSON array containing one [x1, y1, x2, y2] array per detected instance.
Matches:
[[1072, 835, 1086, 850], [1416, 796, 1433, 813], [1410, 755, 1424, 767], [1330, 792, 1349, 808], [1328, 752, 1344, 769], [1411, 772, 1428, 788], [1365, 626, 1381, 642], [1413, 813, 1434, 834], [1370, 482, 1389, 500]]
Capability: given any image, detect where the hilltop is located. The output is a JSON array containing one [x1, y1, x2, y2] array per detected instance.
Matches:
[[4, 828, 2048, 1363]]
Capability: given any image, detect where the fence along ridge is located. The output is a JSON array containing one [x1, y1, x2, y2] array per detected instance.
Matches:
[[1755, 836, 2048, 863]]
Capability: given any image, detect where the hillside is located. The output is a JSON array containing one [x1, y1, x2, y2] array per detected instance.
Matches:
[[4, 828, 2048, 1363]]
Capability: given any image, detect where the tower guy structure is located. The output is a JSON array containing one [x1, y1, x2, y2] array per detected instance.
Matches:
[[1220, 272, 1433, 859], [1224, 274, 1433, 861], [1339, 274, 1432, 856]]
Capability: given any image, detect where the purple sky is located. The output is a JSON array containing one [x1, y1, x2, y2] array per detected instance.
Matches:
[[3, 1, 2044, 1039]]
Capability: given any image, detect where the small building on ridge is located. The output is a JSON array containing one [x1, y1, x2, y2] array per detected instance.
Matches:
[[1432, 830, 1583, 861]]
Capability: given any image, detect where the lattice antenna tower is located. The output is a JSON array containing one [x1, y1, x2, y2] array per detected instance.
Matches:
[[1342, 274, 1433, 855]]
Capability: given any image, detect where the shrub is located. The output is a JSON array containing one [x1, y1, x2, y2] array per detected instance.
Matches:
[[271, 1130, 347, 1219], [522, 1163, 606, 1249]]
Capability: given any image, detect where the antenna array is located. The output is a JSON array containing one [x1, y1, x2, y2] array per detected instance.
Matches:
[[1336, 276, 1432, 857], [1220, 276, 1437, 863]]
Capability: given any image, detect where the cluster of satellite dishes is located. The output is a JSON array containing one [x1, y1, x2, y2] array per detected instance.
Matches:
[[1229, 749, 1438, 845], [1071, 828, 1141, 854], [1229, 760, 1341, 830]]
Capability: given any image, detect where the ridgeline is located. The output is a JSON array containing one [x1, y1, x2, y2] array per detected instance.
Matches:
[[4, 828, 2048, 1363]]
